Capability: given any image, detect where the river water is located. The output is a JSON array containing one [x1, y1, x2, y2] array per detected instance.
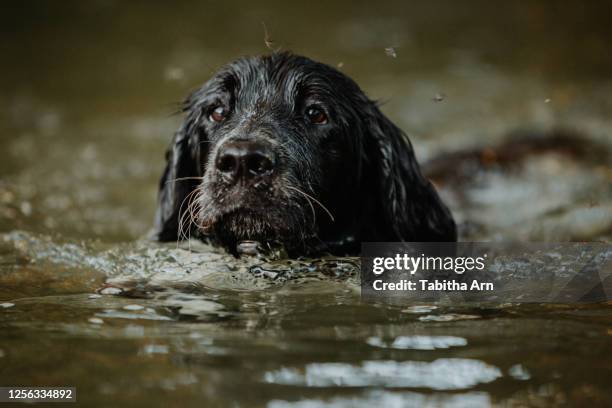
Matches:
[[1, 1, 611, 406]]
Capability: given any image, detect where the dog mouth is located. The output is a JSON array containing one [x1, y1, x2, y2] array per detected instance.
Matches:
[[195, 186, 319, 252], [212, 208, 280, 237], [202, 206, 302, 254]]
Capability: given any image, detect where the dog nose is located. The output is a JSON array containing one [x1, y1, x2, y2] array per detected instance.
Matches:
[[215, 140, 276, 183]]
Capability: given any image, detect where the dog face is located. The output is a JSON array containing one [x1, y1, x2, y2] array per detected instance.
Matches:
[[153, 53, 456, 255]]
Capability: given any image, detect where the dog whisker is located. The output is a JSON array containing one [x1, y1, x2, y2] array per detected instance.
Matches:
[[176, 187, 203, 247], [286, 187, 317, 230], [165, 176, 204, 184], [286, 185, 335, 222], [176, 189, 196, 243]]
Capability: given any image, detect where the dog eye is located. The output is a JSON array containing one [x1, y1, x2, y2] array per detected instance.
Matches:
[[305, 106, 328, 125], [209, 106, 228, 123]]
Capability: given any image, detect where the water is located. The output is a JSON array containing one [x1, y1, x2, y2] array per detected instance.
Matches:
[[1, 1, 611, 406]]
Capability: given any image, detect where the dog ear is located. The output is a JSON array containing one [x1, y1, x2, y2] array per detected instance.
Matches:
[[361, 104, 456, 242], [151, 109, 203, 241]]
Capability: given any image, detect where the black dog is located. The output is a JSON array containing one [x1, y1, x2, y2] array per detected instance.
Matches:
[[152, 52, 456, 255]]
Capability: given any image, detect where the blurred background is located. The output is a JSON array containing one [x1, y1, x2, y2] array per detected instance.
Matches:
[[1, 3, 611, 407], [1, 0, 611, 241]]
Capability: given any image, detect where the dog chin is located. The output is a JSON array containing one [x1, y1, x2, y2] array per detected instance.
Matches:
[[201, 208, 278, 245], [202, 206, 314, 254]]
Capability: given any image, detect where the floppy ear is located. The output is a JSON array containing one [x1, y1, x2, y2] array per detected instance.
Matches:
[[361, 104, 457, 242], [151, 110, 203, 241]]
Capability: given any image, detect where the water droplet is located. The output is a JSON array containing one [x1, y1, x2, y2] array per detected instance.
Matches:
[[385, 47, 398, 58], [433, 93, 446, 102], [237, 240, 262, 256]]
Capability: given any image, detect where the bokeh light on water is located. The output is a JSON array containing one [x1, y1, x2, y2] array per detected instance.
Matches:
[[1, 1, 611, 406]]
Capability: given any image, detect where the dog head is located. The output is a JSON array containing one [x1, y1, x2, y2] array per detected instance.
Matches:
[[153, 53, 455, 255]]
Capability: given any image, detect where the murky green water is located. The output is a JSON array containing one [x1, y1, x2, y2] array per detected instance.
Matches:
[[1, 1, 611, 407]]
